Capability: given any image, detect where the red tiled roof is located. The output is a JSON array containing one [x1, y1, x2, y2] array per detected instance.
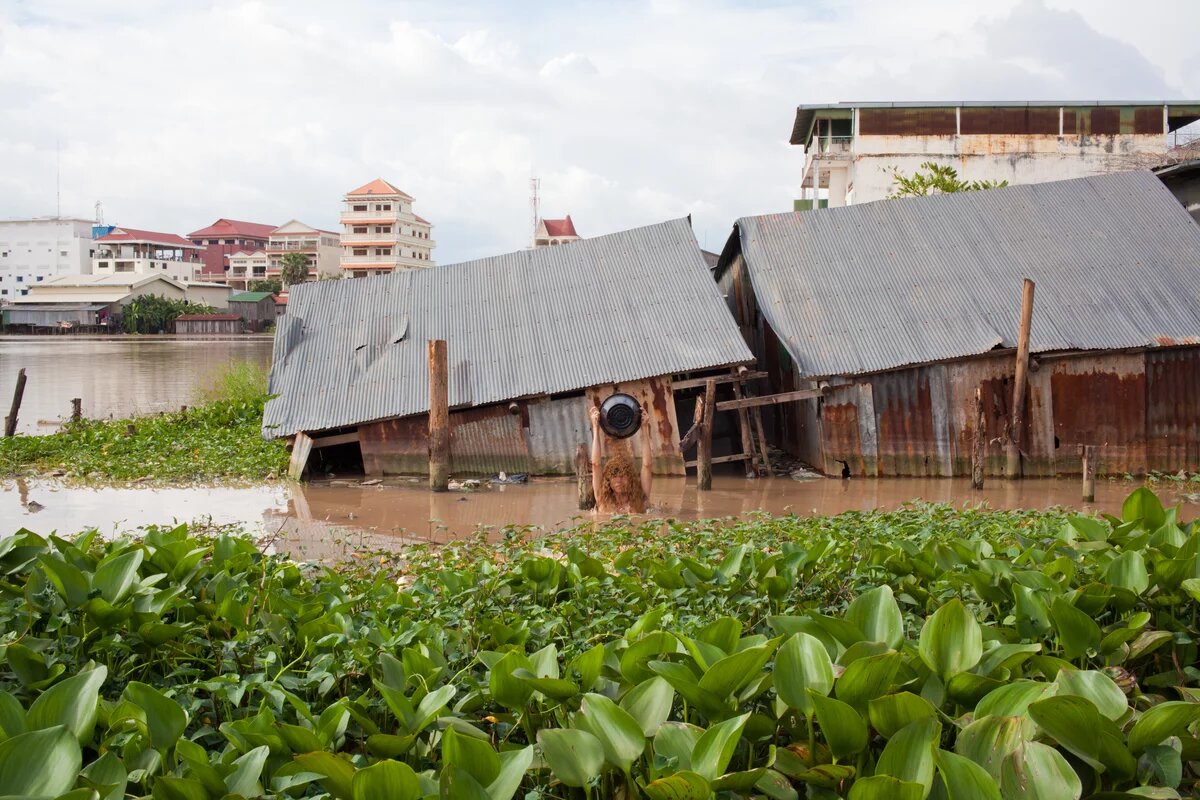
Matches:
[[542, 215, 578, 237], [176, 313, 242, 321], [274, 295, 288, 305], [346, 178, 414, 200], [97, 227, 198, 248], [187, 218, 277, 239], [413, 213, 431, 225]]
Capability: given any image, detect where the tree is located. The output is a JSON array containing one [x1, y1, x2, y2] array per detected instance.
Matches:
[[887, 161, 1008, 198], [122, 294, 215, 334], [279, 252, 311, 288], [249, 278, 282, 294]]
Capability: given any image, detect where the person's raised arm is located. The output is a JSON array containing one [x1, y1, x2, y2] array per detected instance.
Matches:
[[589, 406, 604, 503]]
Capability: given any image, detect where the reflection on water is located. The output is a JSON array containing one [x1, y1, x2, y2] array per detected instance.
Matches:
[[6, 474, 1195, 560], [0, 335, 272, 434]]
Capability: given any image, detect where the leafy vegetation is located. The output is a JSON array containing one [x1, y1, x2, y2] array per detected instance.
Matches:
[[2, 488, 1200, 798], [250, 279, 284, 294], [887, 161, 1009, 198], [0, 361, 286, 482], [280, 252, 311, 288], [122, 295, 216, 334]]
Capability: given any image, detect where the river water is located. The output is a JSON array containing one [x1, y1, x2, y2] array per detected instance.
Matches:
[[0, 335, 272, 433]]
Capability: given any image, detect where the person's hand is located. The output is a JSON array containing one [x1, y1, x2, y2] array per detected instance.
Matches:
[[589, 406, 601, 426]]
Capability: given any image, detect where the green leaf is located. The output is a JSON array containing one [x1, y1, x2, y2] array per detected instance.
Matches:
[[489, 651, 535, 710], [955, 715, 1026, 781], [0, 691, 25, 738], [642, 770, 712, 800], [936, 749, 1002, 800], [620, 676, 675, 737], [577, 693, 646, 773], [92, 549, 143, 603], [1128, 702, 1200, 755], [1027, 695, 1135, 779], [1138, 742, 1182, 790], [654, 722, 703, 771], [443, 726, 501, 787], [152, 776, 210, 800], [845, 586, 904, 649], [1105, 551, 1149, 595], [1048, 598, 1101, 661], [775, 632, 835, 716], [121, 682, 187, 750], [875, 718, 940, 793], [487, 746, 534, 800], [868, 692, 938, 739], [225, 745, 270, 797], [0, 725, 81, 797], [38, 554, 90, 605], [975, 681, 1055, 720], [352, 759, 421, 800], [512, 670, 579, 702], [294, 752, 357, 800], [919, 600, 982, 680], [808, 691, 868, 761], [691, 713, 750, 781], [999, 742, 1081, 800], [621, 632, 681, 684], [847, 775, 925, 800], [80, 749, 127, 800], [1052, 670, 1127, 721], [835, 652, 902, 713], [26, 665, 107, 743], [1123, 487, 1165, 529], [697, 641, 778, 700], [537, 728, 605, 788]]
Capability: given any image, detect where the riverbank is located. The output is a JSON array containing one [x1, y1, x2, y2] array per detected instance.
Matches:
[[0, 488, 1195, 798]]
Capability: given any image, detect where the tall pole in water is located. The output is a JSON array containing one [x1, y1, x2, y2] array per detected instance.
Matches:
[[1006, 279, 1036, 479]]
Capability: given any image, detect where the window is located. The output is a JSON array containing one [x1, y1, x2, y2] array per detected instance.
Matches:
[[1, 290, 6, 295], [375, 248, 391, 256], [353, 248, 367, 256], [375, 203, 391, 211], [353, 204, 367, 212], [60, 250, 68, 257], [16, 275, 22, 282], [36, 276, 43, 281], [375, 226, 390, 233], [353, 226, 368, 234]]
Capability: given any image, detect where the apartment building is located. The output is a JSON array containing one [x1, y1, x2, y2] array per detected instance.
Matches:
[[267, 221, 341, 281], [339, 178, 435, 277], [0, 217, 97, 301], [187, 218, 277, 278], [227, 250, 270, 291], [91, 226, 205, 282], [792, 101, 1200, 207]]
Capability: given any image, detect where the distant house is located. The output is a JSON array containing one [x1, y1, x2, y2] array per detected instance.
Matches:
[[175, 313, 244, 335], [227, 291, 277, 331], [268, 221, 341, 282], [264, 217, 752, 477], [533, 216, 580, 247], [92, 227, 206, 282], [226, 250, 270, 291], [716, 170, 1200, 478], [188, 219, 276, 280], [6, 274, 187, 330]]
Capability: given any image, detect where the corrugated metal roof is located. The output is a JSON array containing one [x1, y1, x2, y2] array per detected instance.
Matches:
[[724, 170, 1200, 380], [264, 217, 752, 437], [229, 291, 274, 302]]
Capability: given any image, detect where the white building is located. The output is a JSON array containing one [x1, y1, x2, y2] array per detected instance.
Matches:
[[267, 222, 341, 282], [0, 217, 97, 301], [92, 226, 205, 282], [227, 250, 269, 291], [339, 178, 435, 277], [793, 101, 1200, 207]]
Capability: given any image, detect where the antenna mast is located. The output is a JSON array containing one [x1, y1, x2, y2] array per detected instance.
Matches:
[[56, 140, 61, 218], [94, 201, 104, 226], [530, 177, 540, 247]]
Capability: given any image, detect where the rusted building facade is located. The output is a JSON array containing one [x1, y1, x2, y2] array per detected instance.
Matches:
[[716, 171, 1200, 477], [264, 218, 753, 476], [227, 291, 277, 332]]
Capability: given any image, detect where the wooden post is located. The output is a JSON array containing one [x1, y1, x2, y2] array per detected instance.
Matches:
[[729, 375, 756, 477], [752, 406, 771, 475], [428, 339, 450, 492], [1005, 278, 1035, 479], [71, 398, 82, 424], [1082, 446, 1096, 502], [288, 432, 313, 480], [125, 423, 136, 437], [575, 443, 595, 510], [4, 368, 27, 437], [697, 379, 716, 491], [971, 387, 985, 490]]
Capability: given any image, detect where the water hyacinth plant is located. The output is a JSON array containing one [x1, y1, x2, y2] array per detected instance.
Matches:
[[0, 487, 1199, 798]]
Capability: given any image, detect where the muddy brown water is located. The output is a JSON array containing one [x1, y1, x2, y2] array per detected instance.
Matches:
[[4, 475, 1196, 560], [0, 335, 273, 434]]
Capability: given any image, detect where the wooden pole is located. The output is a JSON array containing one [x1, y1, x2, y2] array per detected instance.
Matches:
[[1006, 278, 1035, 479], [575, 443, 595, 510], [4, 368, 27, 437], [971, 387, 985, 490], [71, 398, 82, 423], [729, 376, 756, 477], [428, 339, 450, 491], [752, 405, 772, 475], [697, 379, 716, 491], [1082, 445, 1096, 502]]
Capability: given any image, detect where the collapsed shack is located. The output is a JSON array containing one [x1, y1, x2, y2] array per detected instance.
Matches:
[[716, 170, 1200, 478], [263, 217, 754, 477]]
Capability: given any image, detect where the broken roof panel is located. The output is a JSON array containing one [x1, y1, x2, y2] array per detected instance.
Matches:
[[721, 170, 1200, 379], [264, 217, 752, 437]]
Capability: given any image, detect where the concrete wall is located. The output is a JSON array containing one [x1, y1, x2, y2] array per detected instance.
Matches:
[[184, 284, 232, 309], [0, 218, 96, 301]]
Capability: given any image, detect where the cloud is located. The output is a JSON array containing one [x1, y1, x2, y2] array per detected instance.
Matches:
[[0, 0, 1194, 264]]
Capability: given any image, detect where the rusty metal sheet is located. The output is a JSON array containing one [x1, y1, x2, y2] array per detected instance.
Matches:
[[586, 376, 684, 475], [960, 107, 1058, 135], [1050, 353, 1146, 475], [358, 405, 533, 476], [859, 107, 956, 136], [1146, 346, 1200, 472], [1134, 107, 1165, 135], [819, 386, 864, 476], [526, 396, 590, 474], [871, 368, 948, 477]]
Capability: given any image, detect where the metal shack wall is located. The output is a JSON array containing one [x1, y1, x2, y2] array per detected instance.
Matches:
[[812, 347, 1199, 477], [358, 375, 683, 477]]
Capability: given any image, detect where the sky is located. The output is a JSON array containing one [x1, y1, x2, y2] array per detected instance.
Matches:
[[1, 0, 1198, 263]]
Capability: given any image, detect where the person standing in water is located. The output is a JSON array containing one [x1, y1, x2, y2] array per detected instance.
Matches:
[[589, 405, 653, 513]]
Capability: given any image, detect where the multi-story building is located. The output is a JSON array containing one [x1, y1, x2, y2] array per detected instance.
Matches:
[[792, 101, 1200, 207], [227, 250, 270, 291], [0, 217, 97, 301], [267, 221, 341, 281], [187, 218, 277, 279], [339, 178, 434, 277], [91, 227, 205, 283], [533, 216, 580, 248]]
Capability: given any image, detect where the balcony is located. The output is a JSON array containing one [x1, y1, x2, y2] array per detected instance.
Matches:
[[340, 254, 402, 265], [340, 210, 402, 222], [340, 231, 434, 247], [808, 135, 854, 158], [268, 240, 319, 251]]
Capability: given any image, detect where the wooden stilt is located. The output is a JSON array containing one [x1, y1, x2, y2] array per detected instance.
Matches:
[[1006, 278, 1035, 479], [288, 432, 313, 480], [1082, 445, 1096, 502], [971, 387, 986, 490], [729, 376, 756, 477], [71, 398, 82, 424], [697, 379, 716, 491], [4, 368, 27, 437], [752, 405, 771, 475], [428, 339, 450, 492], [575, 443, 595, 510]]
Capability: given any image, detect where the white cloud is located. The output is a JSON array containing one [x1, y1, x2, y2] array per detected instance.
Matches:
[[0, 0, 1194, 263]]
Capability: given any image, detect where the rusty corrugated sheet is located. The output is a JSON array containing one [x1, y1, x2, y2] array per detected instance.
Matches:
[[1050, 353, 1146, 474], [360, 405, 534, 476], [859, 107, 956, 136], [1146, 348, 1200, 472], [526, 396, 590, 474], [960, 107, 1058, 135]]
